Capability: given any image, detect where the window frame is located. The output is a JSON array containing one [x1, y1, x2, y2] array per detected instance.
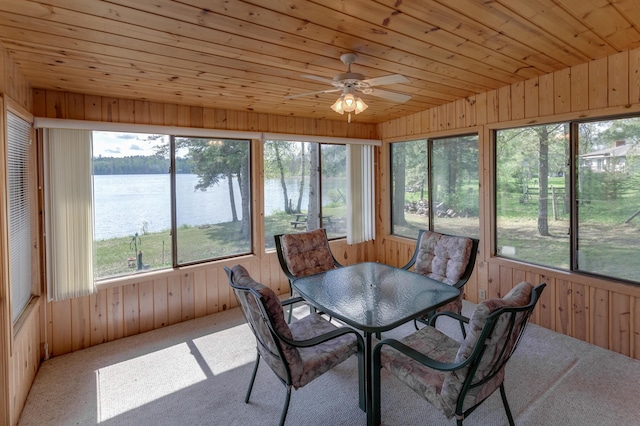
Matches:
[[262, 139, 348, 250], [389, 132, 479, 240], [492, 113, 640, 286], [92, 132, 254, 280], [169, 135, 253, 268]]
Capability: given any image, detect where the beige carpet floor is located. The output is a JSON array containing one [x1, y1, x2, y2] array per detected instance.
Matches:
[[17, 300, 640, 426]]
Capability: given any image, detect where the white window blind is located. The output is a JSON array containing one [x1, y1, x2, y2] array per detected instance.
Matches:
[[44, 129, 96, 301], [346, 144, 375, 244], [7, 111, 34, 322]]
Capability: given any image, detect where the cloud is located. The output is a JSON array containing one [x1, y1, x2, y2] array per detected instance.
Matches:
[[117, 134, 138, 140], [93, 131, 169, 158]]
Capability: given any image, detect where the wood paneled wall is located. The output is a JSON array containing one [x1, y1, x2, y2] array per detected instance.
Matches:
[[8, 305, 39, 426], [377, 47, 640, 360], [33, 89, 379, 358], [31, 89, 378, 139], [45, 240, 375, 357], [379, 50, 640, 139], [0, 46, 31, 112]]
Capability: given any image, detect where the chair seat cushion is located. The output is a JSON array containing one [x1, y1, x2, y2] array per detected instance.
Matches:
[[380, 326, 461, 418], [289, 314, 358, 389]]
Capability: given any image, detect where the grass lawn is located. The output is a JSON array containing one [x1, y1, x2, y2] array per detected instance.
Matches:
[[94, 221, 250, 278]]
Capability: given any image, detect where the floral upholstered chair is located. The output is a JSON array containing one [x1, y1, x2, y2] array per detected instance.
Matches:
[[275, 228, 342, 321], [372, 281, 546, 426], [225, 265, 364, 426], [402, 230, 479, 334]]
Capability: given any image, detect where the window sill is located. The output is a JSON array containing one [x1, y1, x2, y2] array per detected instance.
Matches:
[[95, 253, 258, 290], [13, 296, 41, 339]]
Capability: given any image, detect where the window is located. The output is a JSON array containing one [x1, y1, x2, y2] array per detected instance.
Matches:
[[495, 124, 570, 269], [577, 118, 640, 282], [48, 131, 251, 282], [431, 135, 480, 237], [173, 137, 251, 264], [263, 140, 347, 249], [92, 133, 171, 278], [391, 139, 428, 237], [7, 111, 36, 322], [495, 117, 640, 284], [390, 135, 479, 239], [321, 144, 348, 239]]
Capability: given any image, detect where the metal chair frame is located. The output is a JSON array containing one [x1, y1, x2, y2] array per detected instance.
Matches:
[[372, 283, 546, 426], [225, 266, 364, 426]]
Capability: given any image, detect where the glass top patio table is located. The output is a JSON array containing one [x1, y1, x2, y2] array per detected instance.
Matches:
[[291, 261, 459, 425], [291, 261, 460, 334]]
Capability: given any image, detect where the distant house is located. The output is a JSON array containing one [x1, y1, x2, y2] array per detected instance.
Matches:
[[580, 140, 639, 172]]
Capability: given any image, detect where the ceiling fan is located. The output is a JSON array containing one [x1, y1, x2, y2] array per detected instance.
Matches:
[[286, 53, 411, 121]]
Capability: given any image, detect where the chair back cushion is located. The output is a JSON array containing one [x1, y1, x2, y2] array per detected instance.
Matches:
[[414, 231, 473, 286], [440, 281, 534, 416], [229, 265, 303, 381], [280, 229, 336, 278]]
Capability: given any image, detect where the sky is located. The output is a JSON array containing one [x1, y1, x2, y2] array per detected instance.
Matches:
[[92, 131, 166, 158]]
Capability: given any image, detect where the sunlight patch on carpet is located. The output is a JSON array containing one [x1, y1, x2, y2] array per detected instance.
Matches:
[[96, 342, 207, 422]]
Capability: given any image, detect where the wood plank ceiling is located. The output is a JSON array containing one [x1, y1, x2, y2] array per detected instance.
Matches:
[[1, 0, 640, 124]]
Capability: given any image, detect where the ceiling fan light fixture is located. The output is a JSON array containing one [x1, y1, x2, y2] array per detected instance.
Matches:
[[330, 96, 345, 114], [294, 53, 410, 120], [342, 93, 356, 111], [354, 97, 368, 114], [331, 93, 368, 118]]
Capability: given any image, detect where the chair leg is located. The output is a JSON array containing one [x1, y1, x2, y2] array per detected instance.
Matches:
[[499, 384, 515, 426], [414, 314, 429, 331], [287, 285, 294, 323], [459, 320, 467, 338], [279, 386, 292, 426], [287, 303, 293, 323], [356, 337, 365, 411], [245, 353, 260, 403]]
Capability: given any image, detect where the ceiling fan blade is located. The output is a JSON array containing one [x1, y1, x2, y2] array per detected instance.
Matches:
[[301, 74, 338, 85], [362, 74, 409, 86], [364, 88, 411, 103], [285, 88, 341, 99]]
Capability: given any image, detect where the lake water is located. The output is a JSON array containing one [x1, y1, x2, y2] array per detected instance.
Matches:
[[93, 174, 344, 240]]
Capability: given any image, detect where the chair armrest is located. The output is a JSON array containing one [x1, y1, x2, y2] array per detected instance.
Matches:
[[428, 310, 470, 327], [374, 338, 471, 372], [400, 229, 425, 270], [400, 258, 415, 270], [279, 324, 364, 349], [280, 268, 298, 283], [280, 296, 305, 307]]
